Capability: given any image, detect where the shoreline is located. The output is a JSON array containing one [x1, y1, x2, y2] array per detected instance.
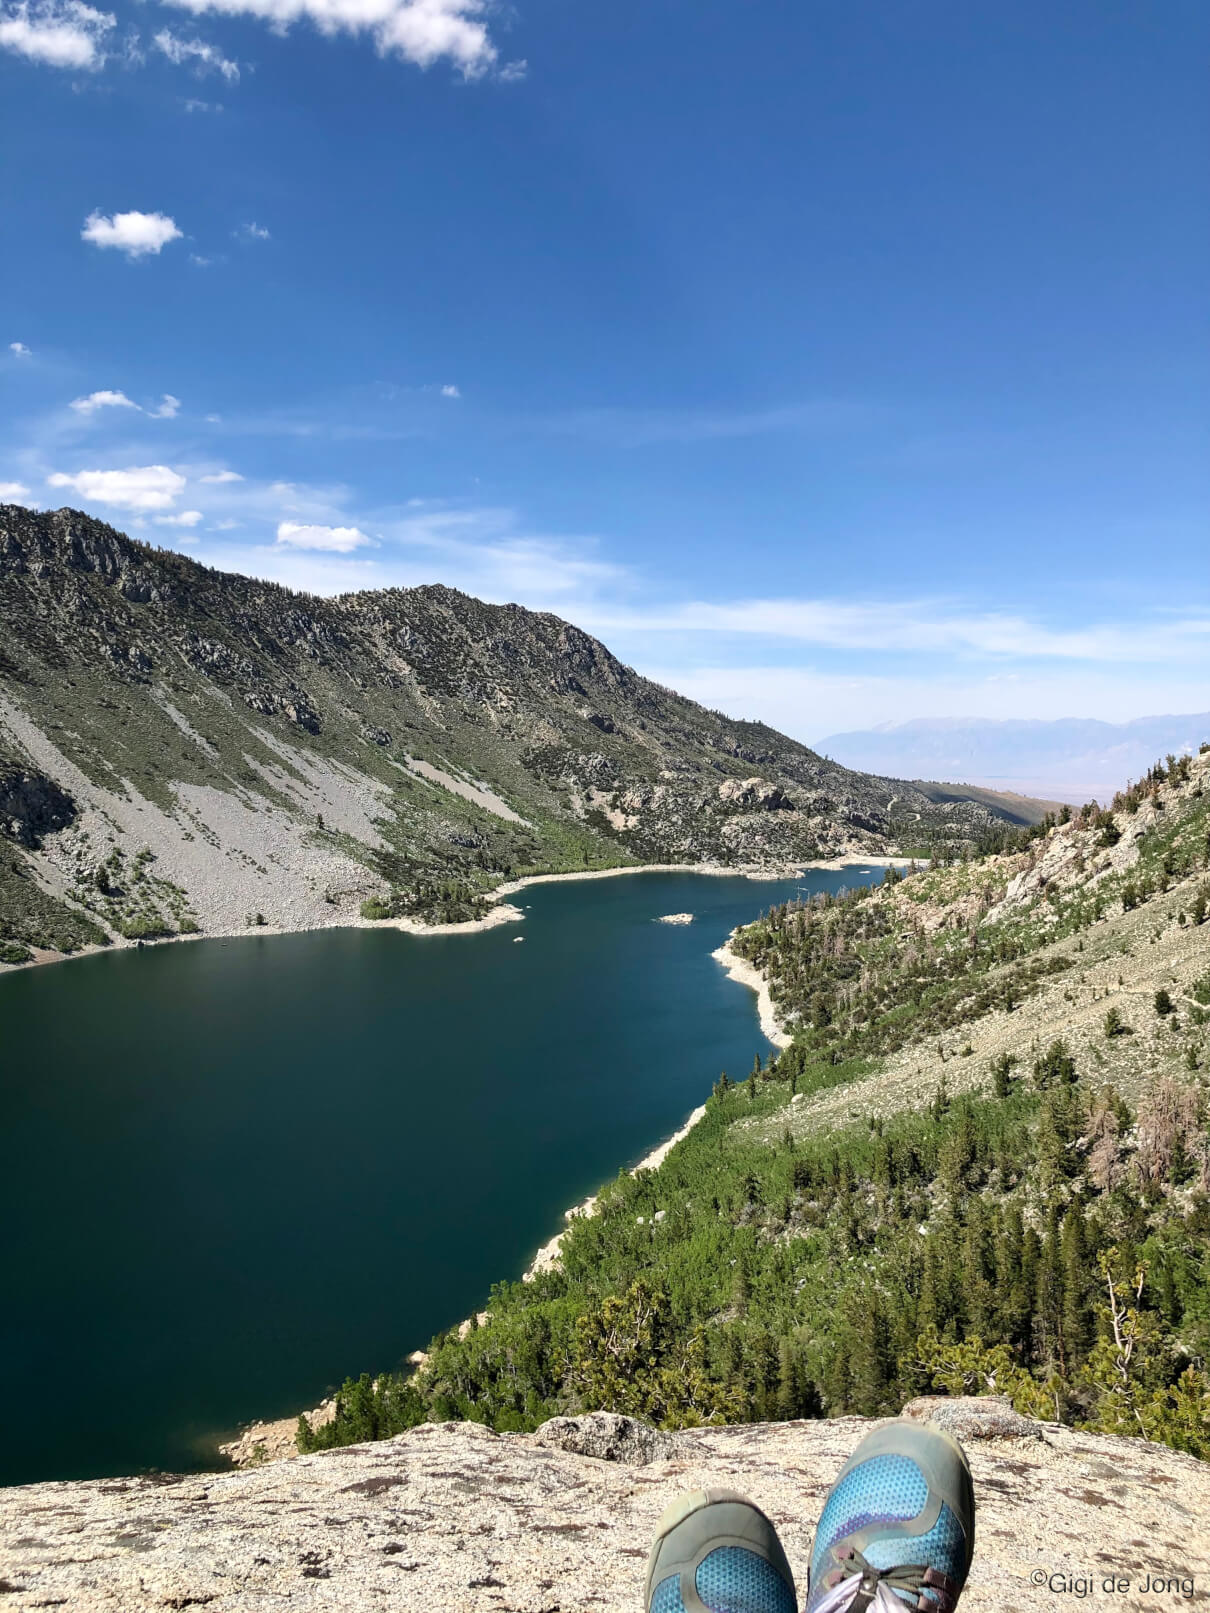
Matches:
[[0, 851, 901, 976], [218, 1098, 714, 1468], [522, 1100, 710, 1283], [712, 934, 793, 1050]]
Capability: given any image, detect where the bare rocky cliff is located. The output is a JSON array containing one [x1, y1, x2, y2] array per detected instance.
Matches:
[[1, 1404, 1206, 1612]]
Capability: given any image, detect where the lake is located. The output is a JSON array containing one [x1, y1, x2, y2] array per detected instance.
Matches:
[[0, 864, 884, 1486]]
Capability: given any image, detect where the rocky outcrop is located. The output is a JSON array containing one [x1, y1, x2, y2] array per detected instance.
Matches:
[[1, 1408, 1207, 1611], [0, 760, 76, 848], [718, 776, 795, 811]]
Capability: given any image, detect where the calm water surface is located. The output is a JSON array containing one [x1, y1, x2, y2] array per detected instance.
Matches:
[[0, 866, 883, 1486]]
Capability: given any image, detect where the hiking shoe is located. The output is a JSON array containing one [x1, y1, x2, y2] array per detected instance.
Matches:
[[645, 1488, 797, 1613], [803, 1419, 974, 1613]]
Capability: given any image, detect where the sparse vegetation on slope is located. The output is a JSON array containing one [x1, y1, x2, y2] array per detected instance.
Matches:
[[298, 750, 1210, 1462], [1, 505, 1039, 959]]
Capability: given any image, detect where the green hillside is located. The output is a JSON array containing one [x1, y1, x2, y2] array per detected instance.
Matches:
[[300, 747, 1210, 1460]]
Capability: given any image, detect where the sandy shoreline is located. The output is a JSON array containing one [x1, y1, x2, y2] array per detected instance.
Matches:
[[712, 935, 793, 1050], [0, 851, 901, 975], [522, 1101, 710, 1282]]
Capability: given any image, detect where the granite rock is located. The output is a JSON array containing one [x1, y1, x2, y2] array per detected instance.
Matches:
[[2, 1412, 1208, 1612]]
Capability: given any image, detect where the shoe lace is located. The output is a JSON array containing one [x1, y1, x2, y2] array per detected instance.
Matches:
[[811, 1547, 958, 1613]]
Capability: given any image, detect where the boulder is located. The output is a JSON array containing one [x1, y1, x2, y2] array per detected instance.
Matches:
[[532, 1412, 681, 1465]]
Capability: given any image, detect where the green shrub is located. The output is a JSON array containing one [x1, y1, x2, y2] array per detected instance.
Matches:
[[0, 941, 34, 965], [360, 897, 392, 921], [117, 916, 171, 940]]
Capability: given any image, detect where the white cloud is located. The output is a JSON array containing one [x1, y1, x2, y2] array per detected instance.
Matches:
[[69, 388, 140, 415], [182, 96, 221, 111], [47, 465, 187, 510], [569, 597, 1210, 666], [9, 341, 32, 356], [159, 0, 511, 78], [200, 469, 243, 483], [154, 27, 239, 78], [440, 383, 461, 398], [151, 394, 181, 418], [153, 509, 203, 526], [235, 221, 270, 241], [0, 480, 33, 499], [275, 520, 372, 552], [0, 0, 114, 69], [81, 210, 183, 259]]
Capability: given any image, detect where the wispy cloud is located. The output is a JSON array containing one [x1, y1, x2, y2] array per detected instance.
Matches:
[[440, 383, 461, 399], [82, 210, 183, 259], [154, 27, 239, 79], [236, 221, 270, 241], [535, 399, 881, 448], [0, 480, 33, 500], [9, 341, 32, 357], [0, 0, 113, 69], [150, 394, 181, 419], [199, 468, 243, 483], [159, 0, 522, 78], [641, 663, 1210, 744], [570, 597, 1210, 665], [153, 508, 203, 526]]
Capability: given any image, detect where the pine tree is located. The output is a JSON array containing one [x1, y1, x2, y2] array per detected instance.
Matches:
[[1036, 1093, 1068, 1192], [962, 1199, 994, 1338], [1060, 1205, 1091, 1363], [1034, 1207, 1066, 1372], [848, 1291, 895, 1414], [991, 1052, 1015, 1099]]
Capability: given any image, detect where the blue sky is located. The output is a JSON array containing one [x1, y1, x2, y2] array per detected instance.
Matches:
[[2, 0, 1207, 742]]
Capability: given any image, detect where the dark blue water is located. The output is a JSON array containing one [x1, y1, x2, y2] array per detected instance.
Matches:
[[0, 865, 882, 1486]]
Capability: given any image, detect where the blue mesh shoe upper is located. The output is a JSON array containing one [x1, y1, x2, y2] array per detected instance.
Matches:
[[695, 1546, 798, 1613], [649, 1547, 798, 1613], [805, 1453, 969, 1613], [650, 1571, 687, 1613]]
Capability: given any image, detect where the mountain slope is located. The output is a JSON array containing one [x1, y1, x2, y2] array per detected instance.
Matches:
[[1, 505, 1015, 959]]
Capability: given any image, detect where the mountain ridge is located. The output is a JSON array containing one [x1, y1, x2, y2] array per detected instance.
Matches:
[[0, 505, 1036, 962]]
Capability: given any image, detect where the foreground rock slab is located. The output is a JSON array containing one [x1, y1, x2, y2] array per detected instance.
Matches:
[[2, 1409, 1208, 1612]]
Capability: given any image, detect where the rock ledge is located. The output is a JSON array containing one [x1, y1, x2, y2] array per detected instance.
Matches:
[[2, 1411, 1208, 1611]]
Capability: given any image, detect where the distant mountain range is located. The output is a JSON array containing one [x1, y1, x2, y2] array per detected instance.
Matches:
[[818, 714, 1210, 803]]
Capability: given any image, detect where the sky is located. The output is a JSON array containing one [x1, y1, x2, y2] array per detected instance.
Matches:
[[2, 0, 1207, 744]]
